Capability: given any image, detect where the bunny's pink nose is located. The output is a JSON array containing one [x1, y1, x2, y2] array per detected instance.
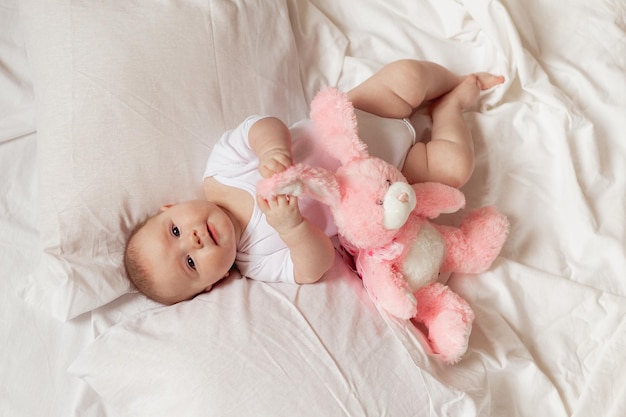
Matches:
[[397, 192, 409, 203]]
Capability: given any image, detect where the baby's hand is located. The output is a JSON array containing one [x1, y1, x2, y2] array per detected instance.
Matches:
[[258, 148, 292, 178], [256, 194, 303, 235]]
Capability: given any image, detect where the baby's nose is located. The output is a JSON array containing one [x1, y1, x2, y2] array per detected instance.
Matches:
[[189, 230, 203, 247]]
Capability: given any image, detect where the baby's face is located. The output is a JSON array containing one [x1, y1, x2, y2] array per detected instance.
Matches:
[[133, 200, 238, 303]]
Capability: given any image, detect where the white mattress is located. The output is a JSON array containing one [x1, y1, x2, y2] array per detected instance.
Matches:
[[1, 0, 625, 416]]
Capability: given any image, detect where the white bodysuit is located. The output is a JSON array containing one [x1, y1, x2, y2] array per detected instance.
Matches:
[[203, 111, 416, 284]]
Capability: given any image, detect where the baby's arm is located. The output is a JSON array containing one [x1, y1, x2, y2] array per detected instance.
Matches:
[[251, 117, 334, 283], [248, 117, 293, 178], [256, 194, 335, 284]]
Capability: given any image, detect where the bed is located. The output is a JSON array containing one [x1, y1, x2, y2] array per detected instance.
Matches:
[[1, 0, 625, 416]]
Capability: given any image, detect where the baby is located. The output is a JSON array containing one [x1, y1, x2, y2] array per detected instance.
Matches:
[[124, 60, 504, 305]]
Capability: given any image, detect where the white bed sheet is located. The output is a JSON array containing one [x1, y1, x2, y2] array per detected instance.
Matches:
[[1, 3, 102, 416], [2, 0, 625, 416]]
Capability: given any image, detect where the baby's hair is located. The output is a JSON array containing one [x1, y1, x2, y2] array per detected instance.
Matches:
[[124, 217, 171, 305]]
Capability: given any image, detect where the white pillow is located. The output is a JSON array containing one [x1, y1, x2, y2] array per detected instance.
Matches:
[[19, 0, 308, 320], [70, 263, 474, 417]]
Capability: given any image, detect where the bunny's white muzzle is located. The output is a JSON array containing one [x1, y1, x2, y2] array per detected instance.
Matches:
[[383, 182, 416, 229]]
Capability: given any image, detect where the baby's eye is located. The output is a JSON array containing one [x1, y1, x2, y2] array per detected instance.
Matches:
[[186, 255, 196, 270], [376, 199, 384, 205], [171, 225, 180, 237]]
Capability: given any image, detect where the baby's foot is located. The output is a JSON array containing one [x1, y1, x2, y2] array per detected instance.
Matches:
[[432, 73, 504, 113], [473, 72, 506, 90]]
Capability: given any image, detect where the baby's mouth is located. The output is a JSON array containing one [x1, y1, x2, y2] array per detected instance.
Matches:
[[207, 224, 217, 245]]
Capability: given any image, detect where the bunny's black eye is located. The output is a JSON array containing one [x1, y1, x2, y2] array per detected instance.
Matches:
[[377, 199, 384, 205], [386, 179, 392, 187]]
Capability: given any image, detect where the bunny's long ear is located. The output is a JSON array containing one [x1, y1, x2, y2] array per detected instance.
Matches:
[[257, 164, 341, 207], [310, 87, 369, 165]]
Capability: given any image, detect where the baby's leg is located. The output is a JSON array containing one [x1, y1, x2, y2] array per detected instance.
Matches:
[[347, 60, 465, 119], [401, 74, 504, 188]]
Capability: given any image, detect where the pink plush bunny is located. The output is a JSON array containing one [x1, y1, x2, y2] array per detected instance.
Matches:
[[258, 88, 509, 363]]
